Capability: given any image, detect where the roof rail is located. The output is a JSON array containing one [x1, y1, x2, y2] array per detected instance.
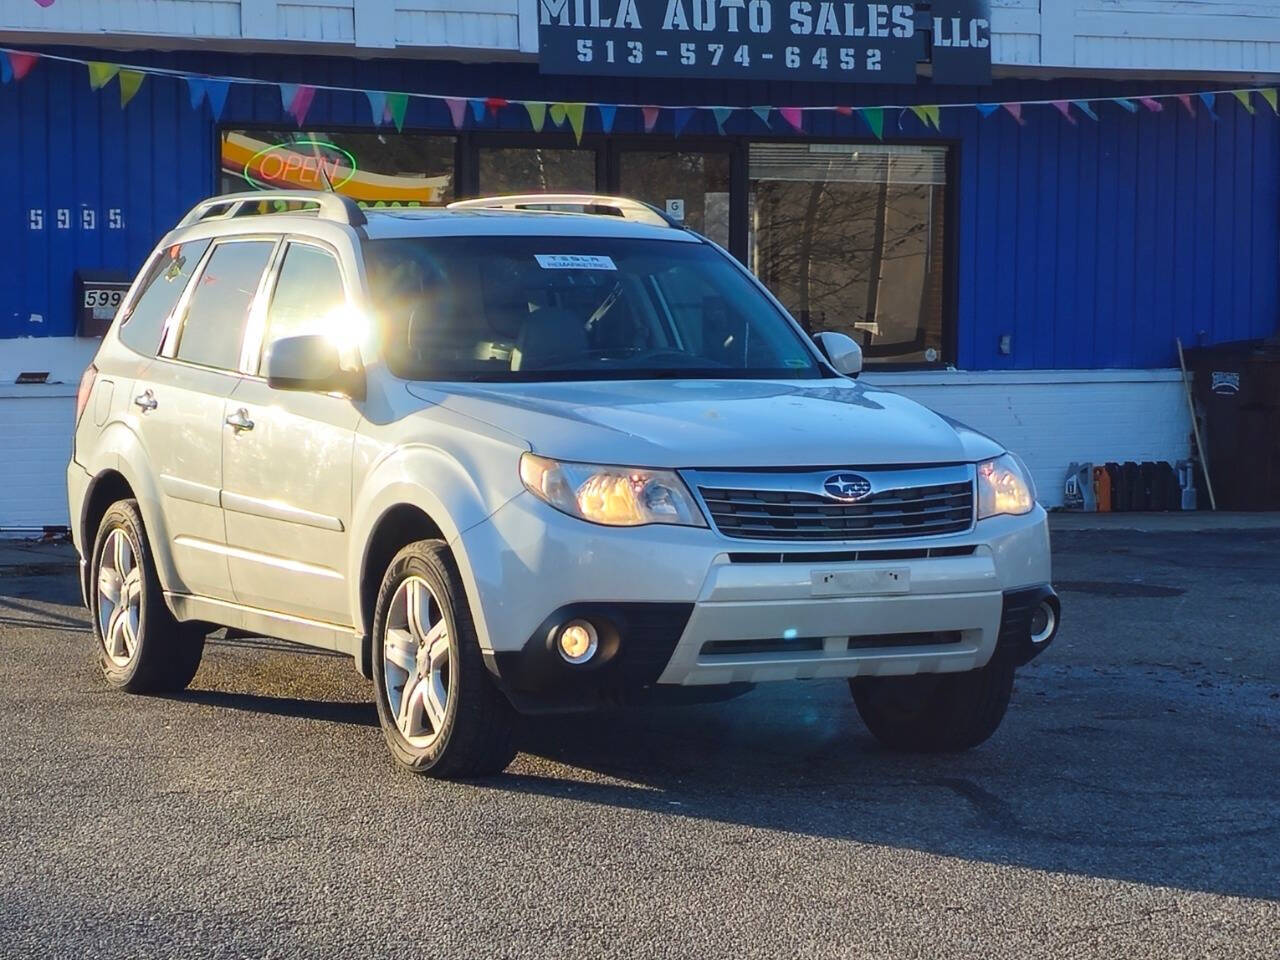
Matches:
[[447, 194, 679, 228], [177, 190, 367, 229]]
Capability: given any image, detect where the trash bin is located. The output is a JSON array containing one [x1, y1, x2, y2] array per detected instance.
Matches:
[[1185, 338, 1280, 510]]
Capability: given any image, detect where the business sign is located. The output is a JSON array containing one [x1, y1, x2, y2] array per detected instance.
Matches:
[[538, 1, 991, 86]]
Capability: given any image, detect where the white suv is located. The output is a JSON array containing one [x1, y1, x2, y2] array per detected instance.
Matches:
[[68, 190, 1059, 778]]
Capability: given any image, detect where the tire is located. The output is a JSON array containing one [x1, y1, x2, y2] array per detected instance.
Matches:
[[90, 499, 205, 693], [371, 540, 517, 778], [850, 658, 1015, 753]]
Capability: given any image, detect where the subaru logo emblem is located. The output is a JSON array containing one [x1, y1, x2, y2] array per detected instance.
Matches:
[[823, 472, 873, 502]]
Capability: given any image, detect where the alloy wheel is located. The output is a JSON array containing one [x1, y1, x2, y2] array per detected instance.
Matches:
[[97, 528, 142, 668], [382, 576, 454, 748]]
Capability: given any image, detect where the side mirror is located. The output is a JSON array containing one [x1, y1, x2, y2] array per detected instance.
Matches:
[[813, 331, 863, 377], [264, 334, 364, 399]]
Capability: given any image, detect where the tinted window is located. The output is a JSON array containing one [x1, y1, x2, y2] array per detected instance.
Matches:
[[259, 244, 346, 373], [364, 236, 825, 383], [176, 241, 275, 370], [119, 239, 211, 355]]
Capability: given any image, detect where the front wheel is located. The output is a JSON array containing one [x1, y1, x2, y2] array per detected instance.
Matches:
[[371, 541, 517, 778], [850, 658, 1015, 753]]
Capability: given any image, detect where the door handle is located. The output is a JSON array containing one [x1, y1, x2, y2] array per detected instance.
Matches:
[[225, 408, 255, 432], [133, 389, 157, 412]]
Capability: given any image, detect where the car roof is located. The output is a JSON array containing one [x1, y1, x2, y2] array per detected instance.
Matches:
[[359, 207, 701, 243]]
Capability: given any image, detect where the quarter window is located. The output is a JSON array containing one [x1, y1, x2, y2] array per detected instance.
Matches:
[[176, 240, 275, 371], [259, 244, 347, 373], [119, 239, 211, 355]]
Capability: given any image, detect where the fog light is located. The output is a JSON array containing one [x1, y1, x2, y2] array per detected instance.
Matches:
[[557, 620, 599, 664], [1030, 600, 1057, 645]]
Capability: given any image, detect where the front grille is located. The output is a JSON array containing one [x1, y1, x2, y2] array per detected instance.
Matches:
[[690, 467, 975, 542], [700, 632, 963, 657]]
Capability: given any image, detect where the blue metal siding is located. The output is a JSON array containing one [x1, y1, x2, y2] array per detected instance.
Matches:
[[2, 48, 1276, 369]]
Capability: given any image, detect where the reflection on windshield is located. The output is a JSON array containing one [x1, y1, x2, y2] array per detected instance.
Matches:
[[364, 236, 828, 382]]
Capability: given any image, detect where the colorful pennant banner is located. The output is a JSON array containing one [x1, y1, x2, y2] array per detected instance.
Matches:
[[2, 46, 1278, 142]]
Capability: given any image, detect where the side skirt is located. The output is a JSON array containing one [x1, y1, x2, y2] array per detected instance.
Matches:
[[166, 591, 363, 660]]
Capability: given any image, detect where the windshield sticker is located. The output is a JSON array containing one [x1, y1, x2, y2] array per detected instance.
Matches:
[[535, 254, 617, 271]]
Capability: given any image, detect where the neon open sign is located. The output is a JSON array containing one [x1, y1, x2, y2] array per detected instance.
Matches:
[[242, 140, 358, 190]]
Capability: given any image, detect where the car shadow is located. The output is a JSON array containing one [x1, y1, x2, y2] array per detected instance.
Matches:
[[164, 689, 379, 726], [493, 677, 1279, 903]]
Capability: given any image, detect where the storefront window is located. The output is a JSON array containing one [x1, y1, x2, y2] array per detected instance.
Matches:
[[219, 130, 456, 207], [618, 150, 731, 249], [478, 147, 596, 195], [749, 143, 949, 366]]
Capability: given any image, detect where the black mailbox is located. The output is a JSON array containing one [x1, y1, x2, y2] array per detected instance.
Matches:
[[75, 270, 132, 338]]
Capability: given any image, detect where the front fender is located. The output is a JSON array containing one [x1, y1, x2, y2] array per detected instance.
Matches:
[[347, 442, 524, 650]]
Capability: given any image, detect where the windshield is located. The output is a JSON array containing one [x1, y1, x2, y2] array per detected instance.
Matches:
[[363, 235, 828, 382]]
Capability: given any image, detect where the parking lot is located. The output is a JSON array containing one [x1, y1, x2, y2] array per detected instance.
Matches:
[[0, 518, 1276, 959]]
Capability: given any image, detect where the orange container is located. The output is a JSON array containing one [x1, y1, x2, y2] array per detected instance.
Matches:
[[1093, 466, 1112, 512]]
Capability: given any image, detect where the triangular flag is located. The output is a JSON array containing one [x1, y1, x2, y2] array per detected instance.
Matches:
[[860, 107, 884, 140], [523, 101, 547, 132], [205, 79, 230, 121], [0, 54, 11, 85], [1072, 100, 1099, 122], [386, 92, 408, 131], [563, 103, 586, 143], [711, 107, 733, 133], [1232, 90, 1256, 114], [1052, 101, 1077, 125], [118, 70, 144, 108], [598, 103, 617, 133], [751, 105, 771, 126], [909, 105, 940, 130], [9, 52, 39, 81], [366, 90, 387, 126], [779, 107, 803, 132], [1113, 98, 1138, 113], [445, 97, 467, 128], [1003, 103, 1025, 125], [976, 103, 1000, 118], [186, 76, 207, 110], [1262, 89, 1278, 115], [1139, 97, 1163, 112], [485, 97, 509, 116], [1177, 94, 1196, 117], [834, 106, 853, 117], [642, 106, 660, 132], [548, 102, 568, 127], [1199, 92, 1219, 120], [673, 107, 695, 137], [87, 61, 119, 90], [469, 98, 486, 124], [279, 83, 316, 126]]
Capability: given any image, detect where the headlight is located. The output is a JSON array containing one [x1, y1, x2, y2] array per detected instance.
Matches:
[[519, 453, 707, 528], [977, 454, 1036, 519]]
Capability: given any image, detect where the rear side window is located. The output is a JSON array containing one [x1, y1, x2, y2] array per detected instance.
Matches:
[[175, 240, 275, 371], [118, 239, 211, 355], [258, 243, 347, 374]]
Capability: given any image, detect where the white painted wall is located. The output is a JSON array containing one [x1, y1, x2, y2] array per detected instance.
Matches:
[[1, 338, 1194, 530], [866, 369, 1193, 508], [3, 1, 1278, 74]]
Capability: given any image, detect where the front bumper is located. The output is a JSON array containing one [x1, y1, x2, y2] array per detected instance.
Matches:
[[457, 492, 1055, 710]]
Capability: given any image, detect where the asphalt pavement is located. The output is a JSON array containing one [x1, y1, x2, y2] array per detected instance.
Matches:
[[0, 521, 1276, 958]]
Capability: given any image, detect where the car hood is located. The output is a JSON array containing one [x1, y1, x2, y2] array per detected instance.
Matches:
[[405, 378, 1004, 468]]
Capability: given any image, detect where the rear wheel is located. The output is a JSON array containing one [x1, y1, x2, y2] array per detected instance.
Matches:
[[91, 499, 205, 693], [850, 658, 1014, 753], [371, 541, 517, 778]]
